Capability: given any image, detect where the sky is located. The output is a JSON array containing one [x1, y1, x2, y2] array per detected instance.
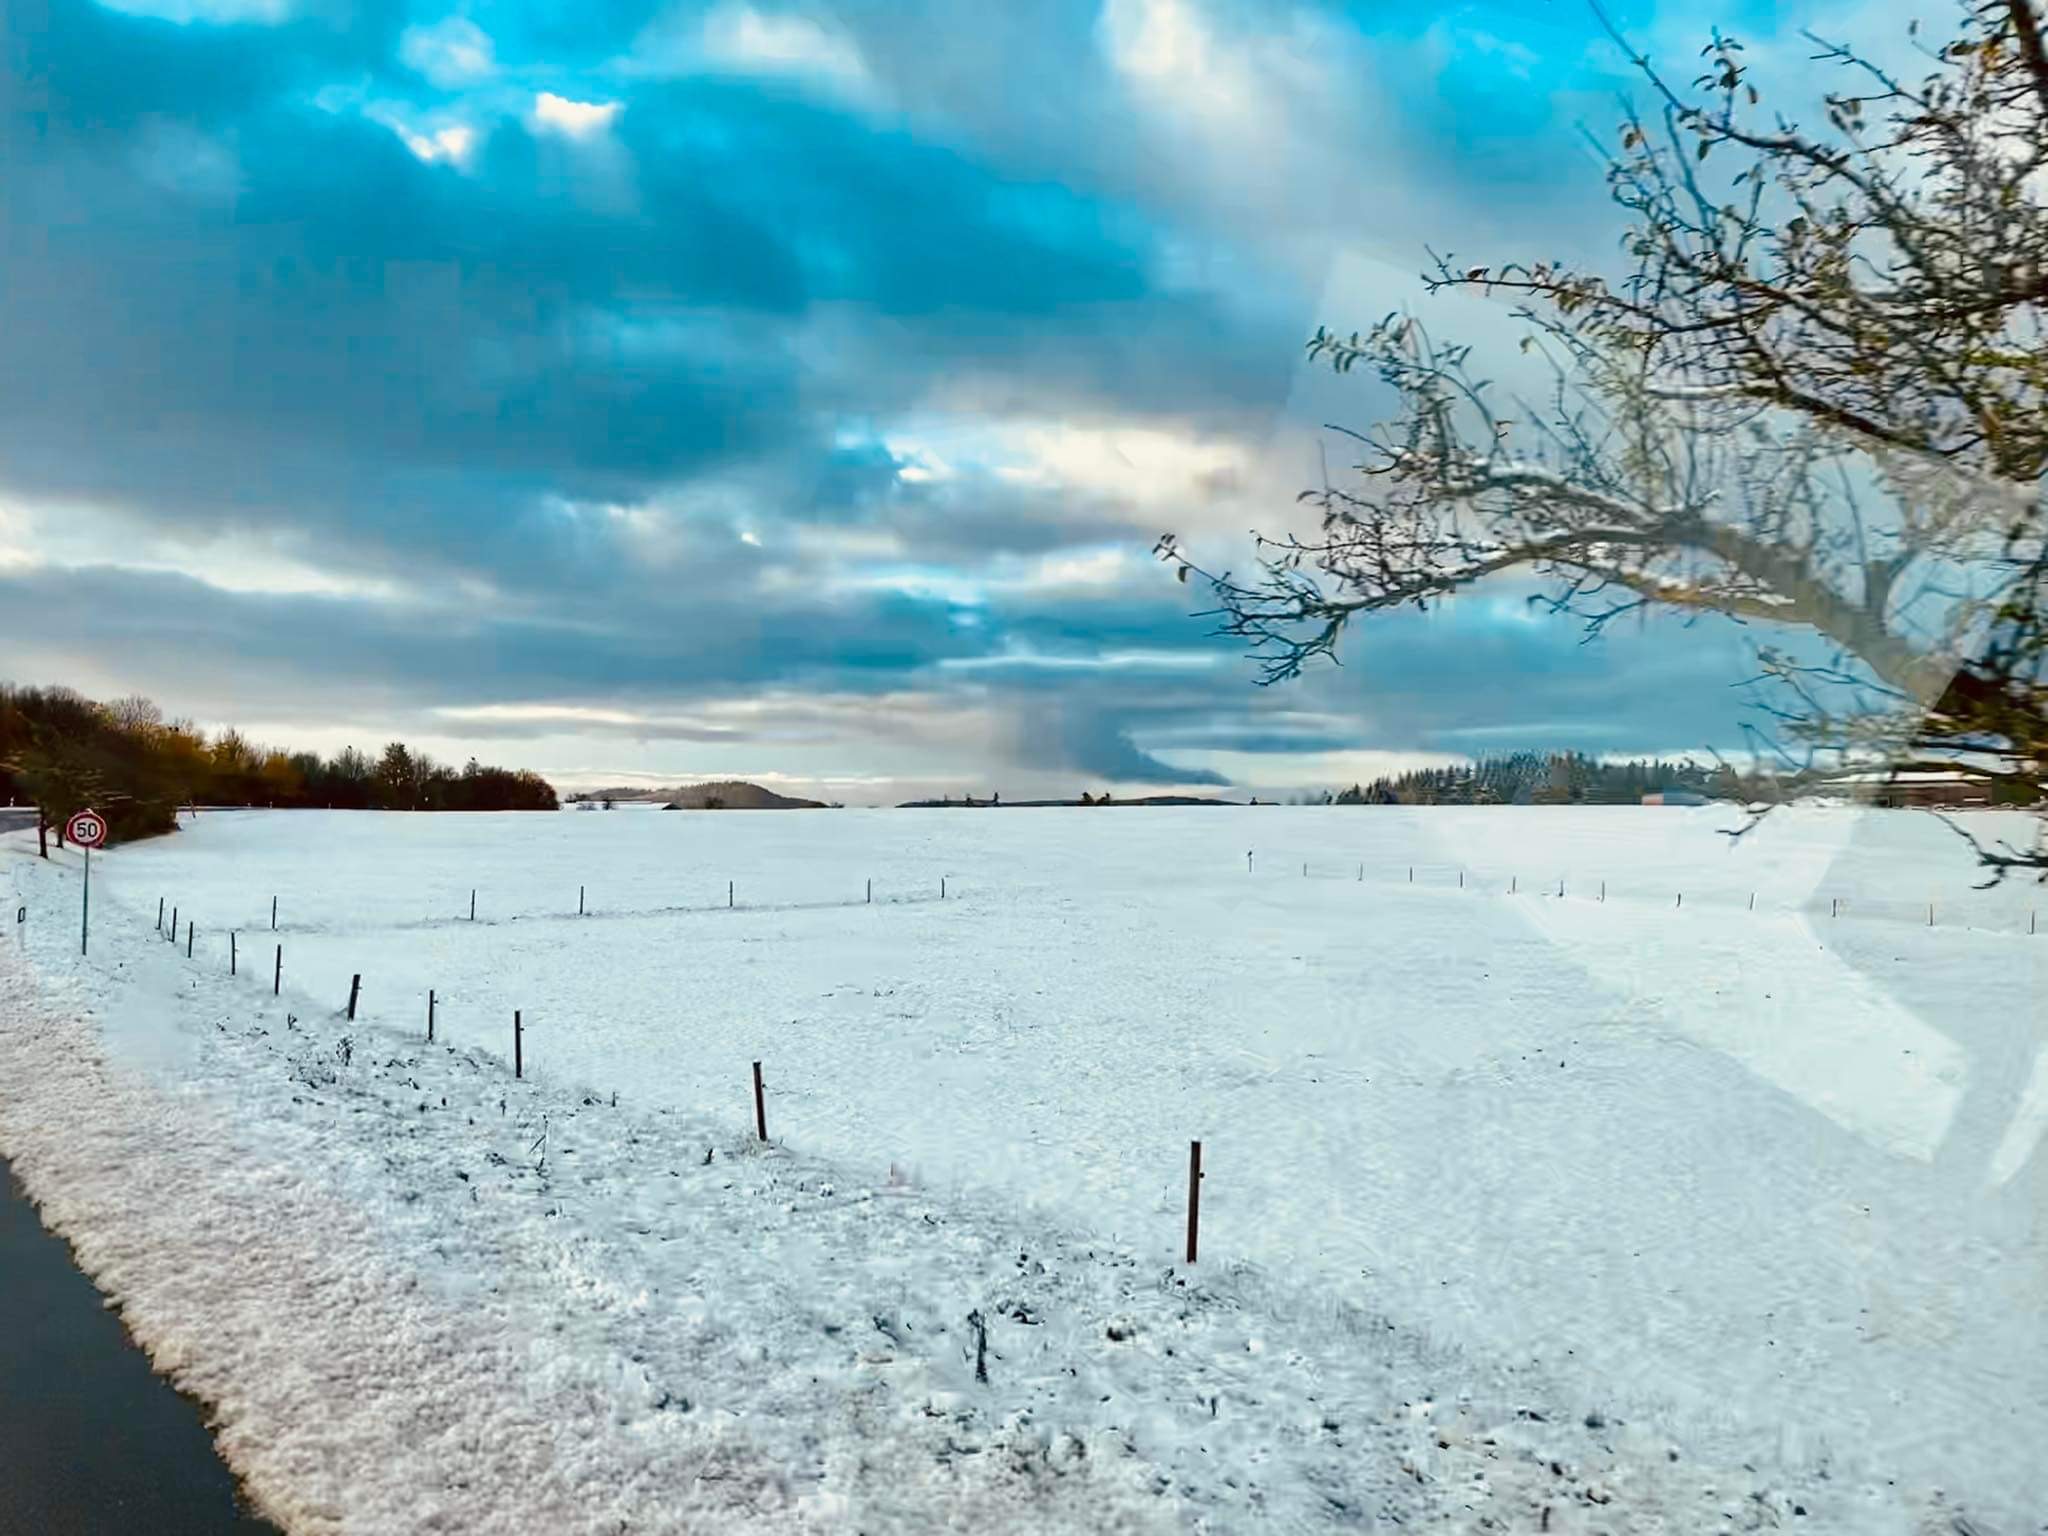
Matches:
[[0, 0, 1901, 802]]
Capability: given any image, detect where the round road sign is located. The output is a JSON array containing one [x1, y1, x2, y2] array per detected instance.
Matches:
[[65, 809, 108, 849]]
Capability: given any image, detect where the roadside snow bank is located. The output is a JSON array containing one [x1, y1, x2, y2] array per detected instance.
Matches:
[[0, 840, 1958, 1533]]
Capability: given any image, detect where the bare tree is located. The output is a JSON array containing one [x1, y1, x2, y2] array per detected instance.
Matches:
[[103, 694, 165, 737], [1161, 1, 2048, 868]]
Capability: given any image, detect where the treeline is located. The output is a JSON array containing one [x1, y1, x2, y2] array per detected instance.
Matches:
[[1, 684, 558, 847], [1331, 751, 1753, 806]]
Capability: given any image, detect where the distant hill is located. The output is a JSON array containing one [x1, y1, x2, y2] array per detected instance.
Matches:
[[565, 780, 831, 809], [663, 780, 831, 810], [896, 794, 1239, 809]]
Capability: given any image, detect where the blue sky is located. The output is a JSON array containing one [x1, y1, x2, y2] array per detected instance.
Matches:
[[0, 0, 1880, 800]]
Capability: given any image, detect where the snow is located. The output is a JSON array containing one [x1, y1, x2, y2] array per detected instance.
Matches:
[[2, 804, 2041, 1533]]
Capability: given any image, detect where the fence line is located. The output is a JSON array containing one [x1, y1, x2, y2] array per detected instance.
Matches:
[[187, 882, 966, 940], [1264, 857, 2043, 938]]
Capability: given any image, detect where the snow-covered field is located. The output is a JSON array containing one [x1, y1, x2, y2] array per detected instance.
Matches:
[[2, 805, 2041, 1533]]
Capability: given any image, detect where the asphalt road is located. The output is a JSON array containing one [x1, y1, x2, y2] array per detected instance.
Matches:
[[2, 818, 277, 1532], [0, 1163, 279, 1536]]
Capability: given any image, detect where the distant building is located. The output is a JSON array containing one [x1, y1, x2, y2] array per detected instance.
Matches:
[[1641, 788, 1710, 806], [1817, 769, 1993, 809]]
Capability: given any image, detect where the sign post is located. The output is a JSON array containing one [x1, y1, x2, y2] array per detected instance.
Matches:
[[66, 809, 108, 956]]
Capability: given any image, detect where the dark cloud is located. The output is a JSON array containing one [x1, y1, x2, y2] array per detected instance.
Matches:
[[1013, 696, 1233, 787], [1, 1, 1284, 582]]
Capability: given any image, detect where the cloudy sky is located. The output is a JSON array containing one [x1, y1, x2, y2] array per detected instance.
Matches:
[[1, 0, 1877, 801]]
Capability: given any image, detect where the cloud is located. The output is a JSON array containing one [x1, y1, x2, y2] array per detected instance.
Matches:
[[693, 3, 877, 102], [1010, 697, 1232, 787], [387, 118, 478, 164], [532, 90, 623, 137], [399, 15, 496, 87]]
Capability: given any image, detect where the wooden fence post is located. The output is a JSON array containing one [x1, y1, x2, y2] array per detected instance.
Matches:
[[273, 944, 282, 996], [157, 897, 164, 933], [270, 896, 277, 931], [1185, 1140, 1203, 1265], [186, 920, 194, 958], [514, 1010, 523, 1079], [428, 989, 436, 1043], [752, 1060, 767, 1142], [346, 974, 361, 1020], [579, 885, 585, 916], [230, 931, 237, 976], [470, 889, 476, 922], [169, 905, 178, 944], [728, 880, 734, 909]]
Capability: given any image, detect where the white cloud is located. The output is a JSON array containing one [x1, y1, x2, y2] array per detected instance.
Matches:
[[0, 497, 410, 601], [433, 703, 740, 735], [0, 501, 36, 571], [396, 123, 477, 166], [884, 437, 953, 483], [399, 17, 497, 89], [532, 92, 623, 139], [1091, 0, 1484, 292], [698, 4, 877, 101], [990, 419, 1249, 509], [1025, 547, 1133, 589], [1099, 0, 1243, 99], [939, 646, 1218, 673], [1097, 0, 1333, 173]]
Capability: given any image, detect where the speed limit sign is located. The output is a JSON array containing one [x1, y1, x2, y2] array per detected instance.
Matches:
[[68, 808, 107, 958]]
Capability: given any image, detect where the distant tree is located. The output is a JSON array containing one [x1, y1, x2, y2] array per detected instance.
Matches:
[[2, 685, 554, 834], [1, 685, 176, 844], [104, 695, 163, 736], [256, 752, 301, 807], [374, 742, 420, 809]]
